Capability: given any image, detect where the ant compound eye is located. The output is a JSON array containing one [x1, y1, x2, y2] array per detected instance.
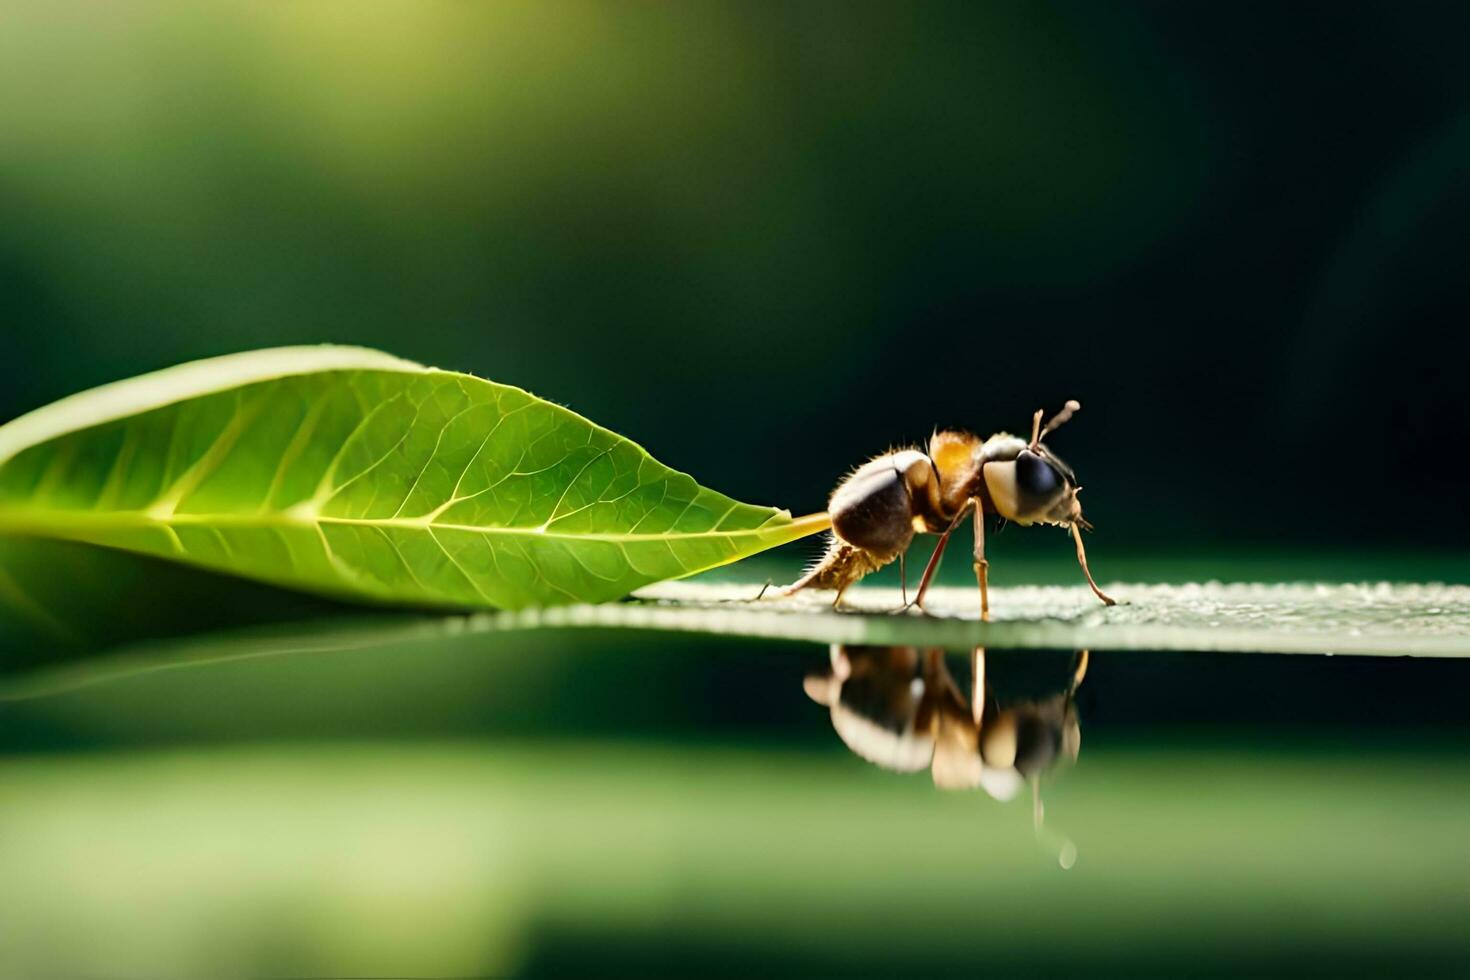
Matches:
[[1015, 451, 1061, 498]]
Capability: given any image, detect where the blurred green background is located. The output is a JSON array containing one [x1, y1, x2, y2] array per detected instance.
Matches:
[[2, 2, 1469, 977], [2, 1, 1468, 550]]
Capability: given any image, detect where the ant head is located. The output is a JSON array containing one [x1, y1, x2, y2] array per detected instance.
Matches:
[[981, 401, 1087, 527]]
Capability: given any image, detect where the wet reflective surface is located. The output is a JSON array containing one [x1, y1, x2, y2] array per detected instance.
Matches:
[[3, 631, 1470, 977]]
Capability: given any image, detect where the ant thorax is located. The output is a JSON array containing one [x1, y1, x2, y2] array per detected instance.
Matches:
[[926, 430, 984, 520]]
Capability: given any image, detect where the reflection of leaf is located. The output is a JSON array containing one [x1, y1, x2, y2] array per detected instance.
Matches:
[[0, 535, 365, 677], [0, 346, 827, 610], [6, 578, 1467, 699]]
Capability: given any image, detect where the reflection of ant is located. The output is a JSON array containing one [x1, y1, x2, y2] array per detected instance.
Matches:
[[804, 646, 1088, 865]]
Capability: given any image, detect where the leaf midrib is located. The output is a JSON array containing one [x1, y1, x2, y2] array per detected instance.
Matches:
[[0, 505, 829, 545]]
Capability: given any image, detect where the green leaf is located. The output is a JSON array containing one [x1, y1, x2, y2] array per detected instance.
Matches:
[[0, 346, 828, 610]]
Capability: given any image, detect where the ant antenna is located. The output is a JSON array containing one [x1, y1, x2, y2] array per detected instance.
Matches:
[[1031, 399, 1082, 450]]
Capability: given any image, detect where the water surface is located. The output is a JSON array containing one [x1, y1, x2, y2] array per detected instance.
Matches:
[[2, 630, 1468, 977]]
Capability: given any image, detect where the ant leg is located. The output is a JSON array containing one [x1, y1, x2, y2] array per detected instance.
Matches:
[[970, 499, 993, 620], [1069, 649, 1090, 693], [884, 552, 915, 615], [911, 506, 972, 612], [753, 579, 774, 601], [887, 553, 918, 614], [970, 497, 990, 622], [970, 646, 986, 726], [1070, 523, 1117, 606]]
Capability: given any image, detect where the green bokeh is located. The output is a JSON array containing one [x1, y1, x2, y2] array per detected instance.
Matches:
[[4, 740, 1470, 978]]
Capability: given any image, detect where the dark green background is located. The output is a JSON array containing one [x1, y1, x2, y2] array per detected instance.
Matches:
[[2, 5, 1468, 977], [2, 2, 1467, 552]]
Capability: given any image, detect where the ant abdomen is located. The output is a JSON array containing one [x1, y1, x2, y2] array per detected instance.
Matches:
[[782, 449, 936, 604], [829, 454, 922, 558]]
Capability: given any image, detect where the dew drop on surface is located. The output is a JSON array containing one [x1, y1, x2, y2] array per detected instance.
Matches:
[[1059, 841, 1078, 870]]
